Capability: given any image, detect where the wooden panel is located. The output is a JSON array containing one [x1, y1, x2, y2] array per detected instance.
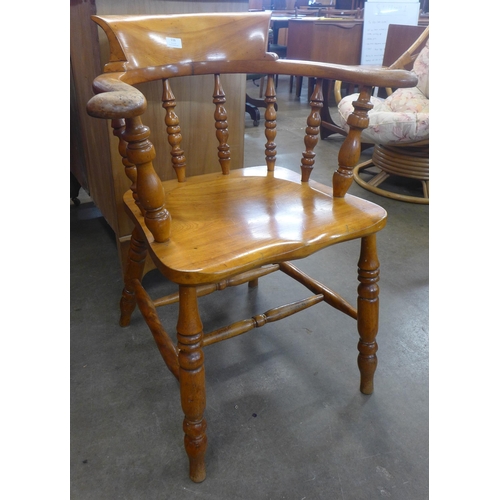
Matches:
[[70, 63, 88, 192], [248, 0, 263, 9], [70, 0, 117, 231], [287, 19, 363, 65], [287, 19, 315, 60], [312, 21, 363, 65], [382, 24, 427, 69]]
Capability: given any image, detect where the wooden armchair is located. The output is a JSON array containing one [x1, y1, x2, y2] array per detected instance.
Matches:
[[86, 12, 417, 483]]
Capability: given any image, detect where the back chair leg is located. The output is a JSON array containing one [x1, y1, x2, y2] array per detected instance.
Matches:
[[177, 285, 208, 482], [119, 227, 148, 327], [356, 234, 380, 395]]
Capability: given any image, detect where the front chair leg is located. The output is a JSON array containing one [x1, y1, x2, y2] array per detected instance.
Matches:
[[357, 234, 380, 395], [177, 285, 207, 483], [119, 227, 147, 327]]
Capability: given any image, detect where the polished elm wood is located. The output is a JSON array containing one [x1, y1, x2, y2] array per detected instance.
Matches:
[[86, 11, 417, 483]]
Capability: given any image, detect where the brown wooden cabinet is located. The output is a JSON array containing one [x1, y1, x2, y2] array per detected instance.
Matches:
[[287, 18, 364, 65], [286, 18, 363, 98], [70, 0, 249, 274]]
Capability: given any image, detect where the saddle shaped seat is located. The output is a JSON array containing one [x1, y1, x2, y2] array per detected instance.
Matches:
[[125, 166, 387, 286], [86, 11, 417, 483]]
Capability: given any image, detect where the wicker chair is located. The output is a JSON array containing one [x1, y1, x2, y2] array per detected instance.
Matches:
[[336, 27, 429, 204]]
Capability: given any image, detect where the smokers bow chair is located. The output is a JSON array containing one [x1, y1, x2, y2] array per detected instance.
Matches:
[[336, 27, 430, 203], [86, 12, 417, 483]]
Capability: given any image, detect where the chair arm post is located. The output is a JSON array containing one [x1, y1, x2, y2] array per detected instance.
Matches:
[[111, 118, 142, 213], [123, 116, 171, 242], [333, 86, 373, 197]]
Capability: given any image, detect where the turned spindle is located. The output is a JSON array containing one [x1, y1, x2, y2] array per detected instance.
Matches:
[[213, 75, 230, 174], [162, 79, 187, 183], [333, 86, 373, 197], [264, 75, 277, 172], [300, 78, 323, 182], [123, 116, 171, 242]]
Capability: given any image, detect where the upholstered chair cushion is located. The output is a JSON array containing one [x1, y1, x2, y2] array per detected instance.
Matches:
[[337, 39, 429, 145], [413, 40, 429, 98]]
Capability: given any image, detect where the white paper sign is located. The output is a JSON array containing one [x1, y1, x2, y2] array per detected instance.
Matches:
[[361, 2, 420, 65], [166, 37, 182, 49]]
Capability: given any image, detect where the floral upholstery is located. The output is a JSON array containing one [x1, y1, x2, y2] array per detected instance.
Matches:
[[337, 39, 429, 145]]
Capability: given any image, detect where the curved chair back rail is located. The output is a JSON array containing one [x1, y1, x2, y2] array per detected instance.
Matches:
[[88, 60, 416, 121], [88, 12, 417, 119]]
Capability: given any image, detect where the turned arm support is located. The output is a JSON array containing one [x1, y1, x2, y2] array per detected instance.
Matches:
[[333, 86, 373, 197], [87, 74, 170, 243]]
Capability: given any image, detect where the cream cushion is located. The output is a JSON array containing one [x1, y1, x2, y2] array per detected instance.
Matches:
[[337, 40, 429, 145]]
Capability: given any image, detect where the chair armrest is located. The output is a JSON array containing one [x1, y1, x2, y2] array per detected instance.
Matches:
[[88, 61, 417, 121], [87, 74, 147, 119], [192, 59, 418, 90], [266, 60, 418, 89]]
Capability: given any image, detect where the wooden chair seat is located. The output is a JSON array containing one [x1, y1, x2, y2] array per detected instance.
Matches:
[[86, 12, 417, 483], [124, 166, 387, 284]]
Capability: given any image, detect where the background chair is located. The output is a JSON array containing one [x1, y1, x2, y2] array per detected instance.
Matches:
[[87, 12, 417, 483], [245, 73, 266, 126], [336, 27, 429, 203], [245, 27, 284, 125]]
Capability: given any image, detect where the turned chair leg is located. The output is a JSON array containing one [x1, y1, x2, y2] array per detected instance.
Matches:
[[248, 278, 259, 288], [119, 227, 147, 327], [357, 234, 380, 395], [177, 285, 208, 483]]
